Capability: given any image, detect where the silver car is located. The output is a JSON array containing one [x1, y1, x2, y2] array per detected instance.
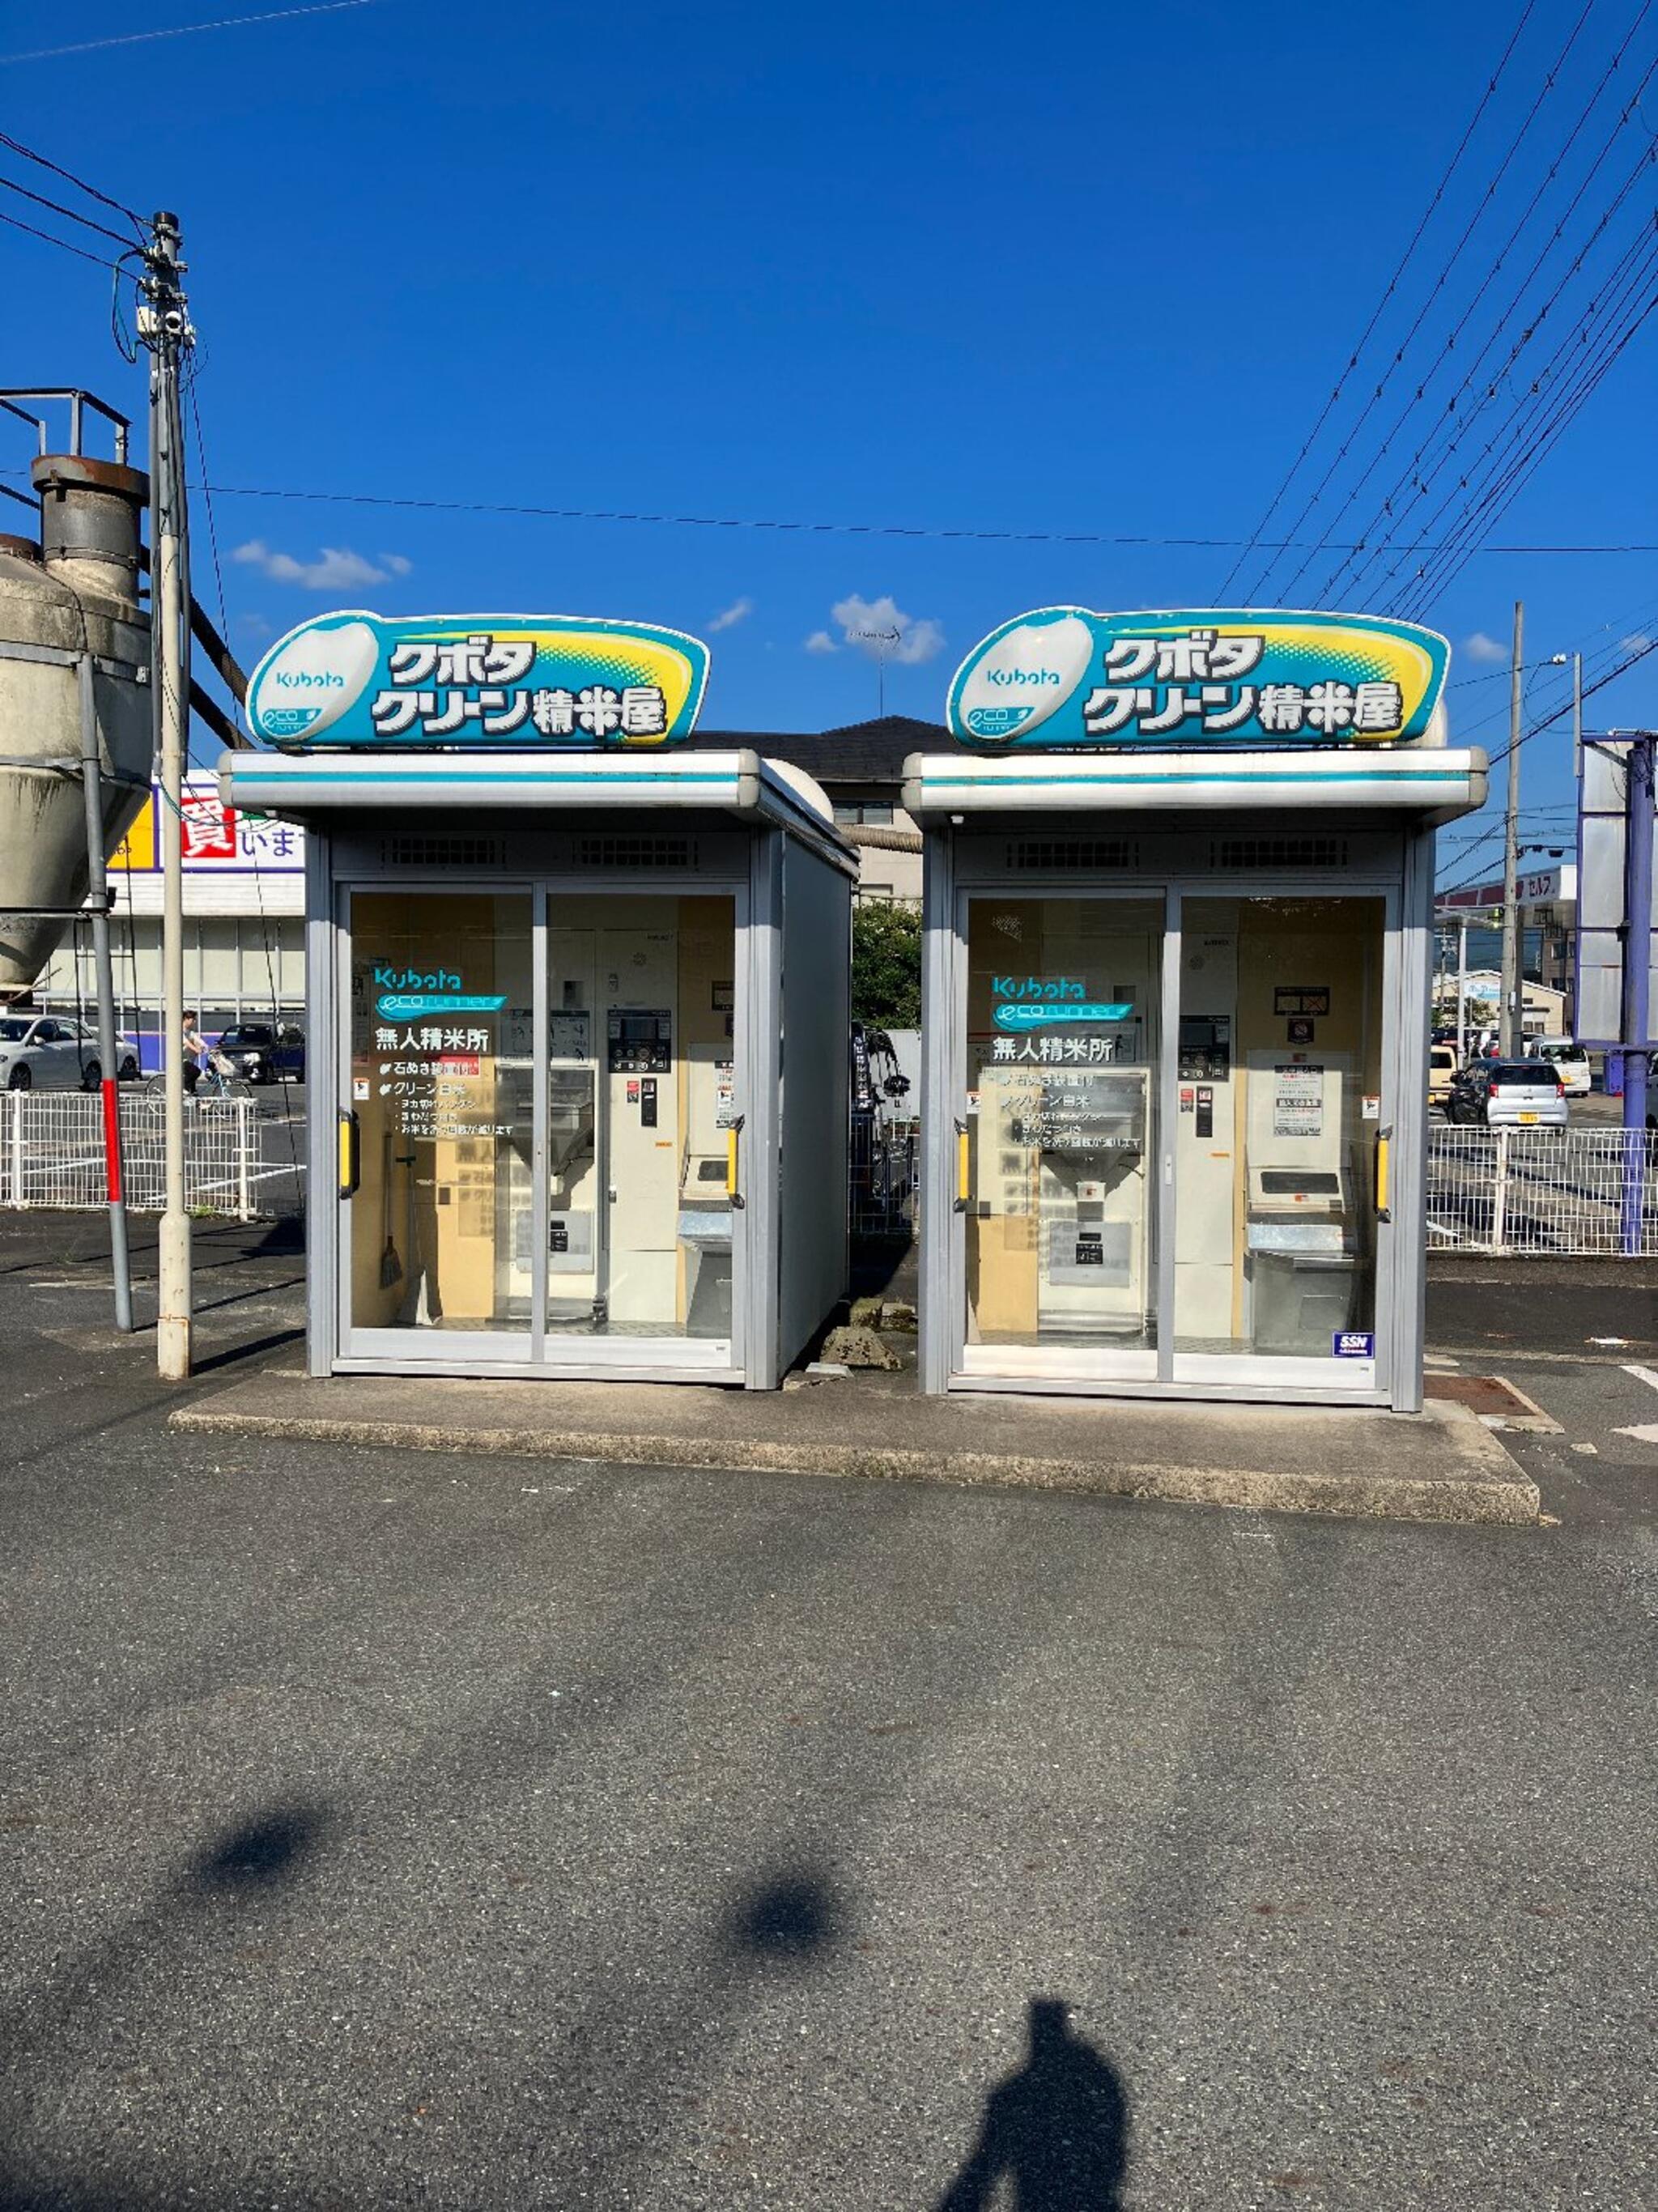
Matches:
[[0, 1014, 139, 1092], [1450, 1058, 1568, 1129]]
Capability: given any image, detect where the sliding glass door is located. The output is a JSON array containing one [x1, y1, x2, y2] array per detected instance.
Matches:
[[338, 883, 744, 1374], [954, 887, 1392, 1396]]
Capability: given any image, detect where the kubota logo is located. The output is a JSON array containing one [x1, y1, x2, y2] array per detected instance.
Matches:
[[985, 666, 1062, 687]]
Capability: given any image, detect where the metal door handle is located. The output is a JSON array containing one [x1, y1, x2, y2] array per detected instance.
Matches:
[[954, 1119, 970, 1211], [727, 1114, 746, 1208], [1375, 1127, 1392, 1221]]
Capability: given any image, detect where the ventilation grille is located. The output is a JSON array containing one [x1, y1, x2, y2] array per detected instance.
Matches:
[[1005, 836, 1138, 871], [1211, 836, 1349, 870], [574, 835, 696, 870], [380, 834, 504, 868]]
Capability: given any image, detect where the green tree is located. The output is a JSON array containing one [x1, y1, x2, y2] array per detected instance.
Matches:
[[851, 900, 922, 1028]]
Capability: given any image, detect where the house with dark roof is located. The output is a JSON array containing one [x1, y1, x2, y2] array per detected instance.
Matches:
[[687, 715, 937, 903]]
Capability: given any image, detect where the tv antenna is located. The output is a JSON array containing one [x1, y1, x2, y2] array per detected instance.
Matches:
[[849, 623, 901, 717]]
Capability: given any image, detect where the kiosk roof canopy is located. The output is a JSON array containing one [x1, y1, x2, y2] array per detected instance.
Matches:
[[901, 747, 1488, 827], [219, 747, 856, 866]]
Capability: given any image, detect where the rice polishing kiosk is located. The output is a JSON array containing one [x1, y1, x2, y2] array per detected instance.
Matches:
[[908, 608, 1486, 1409], [227, 610, 855, 1387]]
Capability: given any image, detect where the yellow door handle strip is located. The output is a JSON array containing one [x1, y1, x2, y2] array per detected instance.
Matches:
[[957, 1128, 971, 1206], [1375, 1131, 1392, 1220], [338, 1112, 360, 1199], [726, 1125, 740, 1197]]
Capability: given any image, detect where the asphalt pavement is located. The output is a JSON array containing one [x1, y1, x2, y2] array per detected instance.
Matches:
[[1, 1216, 1654, 2210]]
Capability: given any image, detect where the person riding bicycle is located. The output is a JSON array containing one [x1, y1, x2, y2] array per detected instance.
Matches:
[[182, 1010, 235, 1092]]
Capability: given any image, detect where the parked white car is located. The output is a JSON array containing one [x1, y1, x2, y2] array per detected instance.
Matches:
[[1524, 1037, 1592, 1095], [0, 1014, 138, 1091], [1447, 1058, 1568, 1129]]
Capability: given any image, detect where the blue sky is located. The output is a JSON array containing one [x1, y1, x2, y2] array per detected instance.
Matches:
[[4, 0, 1656, 883]]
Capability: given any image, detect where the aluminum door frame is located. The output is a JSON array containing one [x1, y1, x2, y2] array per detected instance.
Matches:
[[325, 870, 752, 1385], [1161, 879, 1401, 1406], [532, 873, 751, 1385], [930, 857, 1405, 1406], [335, 876, 538, 1372], [942, 878, 1174, 1390]]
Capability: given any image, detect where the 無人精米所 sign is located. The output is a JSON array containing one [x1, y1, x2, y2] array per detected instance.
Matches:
[[946, 608, 1448, 749]]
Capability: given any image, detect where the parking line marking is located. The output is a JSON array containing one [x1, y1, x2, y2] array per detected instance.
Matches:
[[1622, 1363, 1658, 1396]]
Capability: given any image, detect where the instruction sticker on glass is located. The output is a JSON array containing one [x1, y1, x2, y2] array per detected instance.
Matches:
[[1272, 1063, 1325, 1139]]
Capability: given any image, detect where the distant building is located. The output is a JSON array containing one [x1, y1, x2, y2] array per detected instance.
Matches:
[[1435, 862, 1577, 1027], [30, 720, 933, 1036], [689, 717, 930, 903], [1432, 967, 1569, 1038], [32, 772, 304, 1046]]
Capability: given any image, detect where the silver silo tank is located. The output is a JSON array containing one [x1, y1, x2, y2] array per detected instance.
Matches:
[[0, 453, 151, 995]]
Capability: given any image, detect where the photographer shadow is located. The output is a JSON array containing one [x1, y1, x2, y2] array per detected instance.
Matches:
[[934, 1997, 1127, 2211]]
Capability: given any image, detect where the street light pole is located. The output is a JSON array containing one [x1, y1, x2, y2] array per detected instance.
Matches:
[[1499, 600, 1524, 1057], [137, 212, 195, 1380]]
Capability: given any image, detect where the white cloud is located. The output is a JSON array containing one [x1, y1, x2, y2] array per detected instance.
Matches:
[[804, 628, 838, 654], [232, 539, 410, 591], [708, 595, 754, 633], [1619, 632, 1652, 653], [235, 612, 273, 639], [1462, 630, 1508, 665], [830, 591, 945, 666]]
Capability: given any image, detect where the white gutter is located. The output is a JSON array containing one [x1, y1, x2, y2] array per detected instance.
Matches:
[[902, 747, 1488, 827]]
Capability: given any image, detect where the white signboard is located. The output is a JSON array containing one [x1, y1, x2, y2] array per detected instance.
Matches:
[[1272, 1063, 1325, 1140]]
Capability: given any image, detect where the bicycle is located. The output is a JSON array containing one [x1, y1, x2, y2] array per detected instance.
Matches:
[[143, 1058, 253, 1108]]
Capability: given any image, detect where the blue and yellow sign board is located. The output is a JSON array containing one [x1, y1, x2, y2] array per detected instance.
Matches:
[[947, 608, 1449, 749], [245, 611, 710, 748]]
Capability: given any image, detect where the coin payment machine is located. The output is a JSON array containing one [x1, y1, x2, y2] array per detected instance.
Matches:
[[543, 925, 734, 1334], [1242, 1051, 1358, 1355], [1035, 1066, 1150, 1335]]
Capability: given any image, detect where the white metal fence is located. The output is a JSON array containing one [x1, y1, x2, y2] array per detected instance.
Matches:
[[1426, 1126, 1658, 1256], [0, 1092, 304, 1221]]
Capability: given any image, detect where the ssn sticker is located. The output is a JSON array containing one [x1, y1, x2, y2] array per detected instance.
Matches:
[[1332, 1331, 1375, 1359]]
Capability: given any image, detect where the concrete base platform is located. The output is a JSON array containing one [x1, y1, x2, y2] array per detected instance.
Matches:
[[172, 1367, 1540, 1526]]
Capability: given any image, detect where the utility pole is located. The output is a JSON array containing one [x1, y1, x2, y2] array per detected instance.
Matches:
[[1499, 599, 1524, 1057], [1456, 912, 1469, 1057], [77, 654, 133, 1331], [137, 212, 195, 1379]]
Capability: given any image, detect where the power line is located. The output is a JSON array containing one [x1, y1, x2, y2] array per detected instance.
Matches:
[[0, 128, 142, 228], [0, 203, 124, 270], [1213, 0, 1540, 601], [0, 0, 387, 68], [1363, 208, 1658, 611], [1281, 11, 1658, 606], [1346, 185, 1658, 611], [1396, 262, 1658, 615], [4, 453, 1656, 558], [85, 473, 1658, 554], [1486, 630, 1658, 767], [1451, 593, 1658, 743], [0, 171, 143, 249], [1237, 0, 1601, 604], [1317, 81, 1658, 608]]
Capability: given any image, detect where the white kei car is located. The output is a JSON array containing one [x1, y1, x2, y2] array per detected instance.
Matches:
[[0, 1014, 138, 1091], [1524, 1038, 1592, 1096]]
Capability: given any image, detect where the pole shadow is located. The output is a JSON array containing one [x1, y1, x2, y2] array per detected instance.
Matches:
[[933, 1997, 1128, 2211]]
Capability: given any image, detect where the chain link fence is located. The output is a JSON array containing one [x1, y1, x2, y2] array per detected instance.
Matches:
[[1426, 1126, 1658, 1256], [0, 1092, 304, 1221]]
